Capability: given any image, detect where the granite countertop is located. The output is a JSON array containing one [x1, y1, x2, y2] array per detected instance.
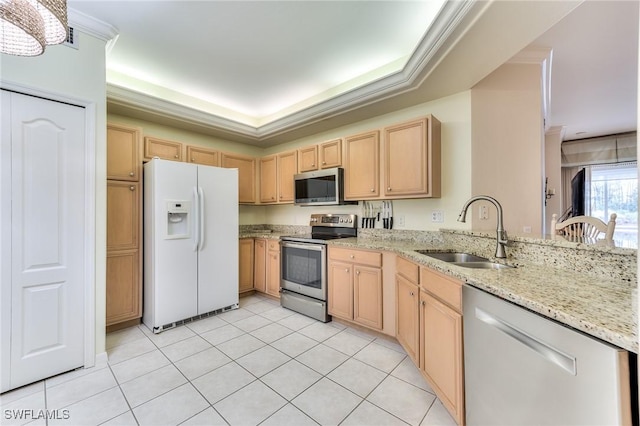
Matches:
[[327, 237, 638, 353]]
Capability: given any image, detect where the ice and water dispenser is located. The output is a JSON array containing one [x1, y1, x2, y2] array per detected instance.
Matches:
[[166, 201, 190, 239]]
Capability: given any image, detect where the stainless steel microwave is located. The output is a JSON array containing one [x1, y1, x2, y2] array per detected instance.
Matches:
[[294, 167, 355, 206]]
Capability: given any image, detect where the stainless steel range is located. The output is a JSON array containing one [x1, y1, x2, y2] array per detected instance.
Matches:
[[280, 213, 357, 322]]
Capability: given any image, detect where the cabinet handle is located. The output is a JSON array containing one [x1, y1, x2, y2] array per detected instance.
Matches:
[[370, 188, 374, 192], [191, 158, 196, 162], [388, 187, 392, 191], [129, 171, 134, 176], [350, 254, 354, 259], [422, 301, 426, 306], [345, 268, 349, 273], [356, 270, 360, 275], [410, 291, 414, 296], [174, 154, 179, 158], [322, 161, 326, 165], [311, 163, 315, 167], [129, 186, 135, 191]]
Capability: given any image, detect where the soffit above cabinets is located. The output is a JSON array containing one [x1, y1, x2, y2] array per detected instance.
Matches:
[[67, 1, 632, 147]]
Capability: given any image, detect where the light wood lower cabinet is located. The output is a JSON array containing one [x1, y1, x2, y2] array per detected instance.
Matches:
[[254, 239, 267, 293], [266, 240, 281, 298], [420, 289, 464, 424], [396, 274, 420, 364], [395, 257, 465, 425], [239, 239, 254, 294], [327, 247, 382, 330], [106, 250, 141, 326]]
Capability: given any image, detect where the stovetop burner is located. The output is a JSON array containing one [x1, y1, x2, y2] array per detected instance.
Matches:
[[280, 213, 357, 244]]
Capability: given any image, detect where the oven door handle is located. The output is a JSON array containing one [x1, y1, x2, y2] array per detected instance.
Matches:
[[280, 241, 326, 252]]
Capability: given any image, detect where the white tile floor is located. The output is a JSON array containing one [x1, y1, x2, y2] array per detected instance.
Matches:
[[0, 294, 457, 426]]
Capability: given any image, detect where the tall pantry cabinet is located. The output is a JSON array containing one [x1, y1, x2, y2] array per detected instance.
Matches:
[[106, 124, 143, 329]]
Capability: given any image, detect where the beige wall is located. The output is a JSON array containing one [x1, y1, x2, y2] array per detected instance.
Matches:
[[471, 62, 545, 234], [1, 33, 108, 356], [112, 91, 473, 231], [545, 126, 564, 233]]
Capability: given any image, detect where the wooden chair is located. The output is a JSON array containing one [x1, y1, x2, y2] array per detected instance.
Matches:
[[550, 213, 617, 240]]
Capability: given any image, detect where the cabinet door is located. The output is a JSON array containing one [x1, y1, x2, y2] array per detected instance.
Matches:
[[144, 136, 183, 161], [396, 275, 420, 364], [353, 265, 383, 330], [420, 290, 464, 425], [107, 181, 140, 251], [106, 250, 141, 325], [277, 150, 297, 203], [239, 239, 254, 293], [328, 261, 353, 320], [260, 155, 277, 203], [266, 250, 281, 298], [186, 145, 219, 166], [107, 123, 140, 181], [344, 130, 380, 199], [298, 145, 319, 172], [254, 239, 267, 293], [221, 153, 256, 204], [319, 138, 342, 169], [384, 116, 441, 198]]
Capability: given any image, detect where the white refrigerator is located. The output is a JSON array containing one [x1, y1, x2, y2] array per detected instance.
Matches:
[[143, 159, 239, 333]]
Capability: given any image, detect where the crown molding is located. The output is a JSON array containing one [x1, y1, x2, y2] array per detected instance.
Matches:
[[68, 8, 118, 42], [106, 1, 476, 144]]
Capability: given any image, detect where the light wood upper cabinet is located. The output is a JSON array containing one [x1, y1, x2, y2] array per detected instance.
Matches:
[[383, 116, 441, 198], [186, 145, 219, 166], [298, 138, 342, 172], [298, 145, 319, 172], [260, 155, 278, 204], [344, 130, 380, 200], [254, 239, 267, 293], [107, 181, 140, 251], [107, 123, 141, 181], [144, 136, 183, 162], [239, 239, 254, 293], [221, 153, 257, 204], [319, 138, 342, 169], [277, 151, 297, 203]]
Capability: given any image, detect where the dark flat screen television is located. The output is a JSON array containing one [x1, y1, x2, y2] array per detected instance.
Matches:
[[571, 168, 586, 217]]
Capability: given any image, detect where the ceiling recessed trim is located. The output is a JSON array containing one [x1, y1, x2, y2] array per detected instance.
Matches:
[[106, 0, 476, 144]]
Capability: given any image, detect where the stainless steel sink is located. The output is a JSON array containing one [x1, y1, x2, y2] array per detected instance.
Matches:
[[451, 262, 513, 269], [415, 250, 489, 263], [415, 250, 514, 269]]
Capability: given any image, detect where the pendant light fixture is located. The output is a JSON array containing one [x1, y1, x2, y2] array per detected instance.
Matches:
[[0, 0, 68, 57]]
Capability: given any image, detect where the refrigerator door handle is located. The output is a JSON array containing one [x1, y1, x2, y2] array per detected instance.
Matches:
[[193, 186, 200, 251], [198, 186, 205, 251]]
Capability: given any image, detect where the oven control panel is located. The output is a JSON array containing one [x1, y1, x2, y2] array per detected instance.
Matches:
[[309, 213, 357, 228]]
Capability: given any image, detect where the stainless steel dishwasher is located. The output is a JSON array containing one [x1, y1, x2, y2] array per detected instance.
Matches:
[[463, 285, 632, 425]]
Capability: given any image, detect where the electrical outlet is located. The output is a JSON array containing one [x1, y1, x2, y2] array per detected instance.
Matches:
[[431, 210, 444, 223], [479, 205, 489, 220], [395, 215, 405, 228], [523, 226, 532, 233]]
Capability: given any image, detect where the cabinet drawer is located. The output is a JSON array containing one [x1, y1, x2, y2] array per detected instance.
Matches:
[[396, 256, 419, 284], [420, 267, 462, 312], [329, 247, 381, 267], [267, 240, 280, 251]]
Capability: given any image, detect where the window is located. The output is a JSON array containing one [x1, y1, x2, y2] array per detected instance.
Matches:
[[587, 162, 637, 241]]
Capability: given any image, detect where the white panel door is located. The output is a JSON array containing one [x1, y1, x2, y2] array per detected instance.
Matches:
[[197, 165, 238, 314], [1, 91, 85, 392]]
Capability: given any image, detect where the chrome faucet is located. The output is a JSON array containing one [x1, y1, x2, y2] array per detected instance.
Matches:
[[457, 195, 508, 258]]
